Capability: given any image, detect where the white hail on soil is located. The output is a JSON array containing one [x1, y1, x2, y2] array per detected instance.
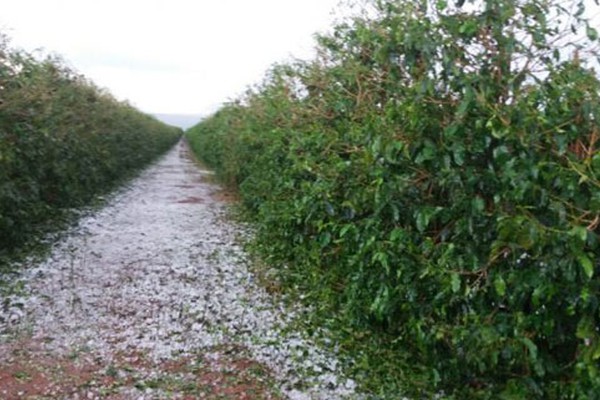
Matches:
[[0, 141, 358, 399]]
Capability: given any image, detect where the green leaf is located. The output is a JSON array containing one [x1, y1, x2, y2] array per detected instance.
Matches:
[[490, 127, 508, 139], [521, 337, 538, 361], [472, 197, 485, 213], [453, 145, 465, 166], [325, 201, 336, 216], [456, 97, 471, 117], [373, 251, 390, 273], [517, 231, 534, 250], [414, 207, 440, 233], [553, 48, 560, 61], [578, 254, 594, 279], [592, 153, 600, 170], [416, 211, 429, 233], [451, 272, 461, 293], [390, 227, 406, 241], [458, 20, 479, 36], [494, 275, 506, 296], [415, 141, 436, 163], [576, 318, 594, 339], [443, 124, 459, 139], [587, 26, 598, 41], [570, 226, 588, 242], [593, 342, 600, 360], [340, 224, 353, 238]]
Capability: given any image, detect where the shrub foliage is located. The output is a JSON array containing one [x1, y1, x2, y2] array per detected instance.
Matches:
[[187, 0, 600, 396], [0, 34, 181, 254]]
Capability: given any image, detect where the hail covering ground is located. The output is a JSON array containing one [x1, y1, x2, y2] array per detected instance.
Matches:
[[0, 141, 359, 399]]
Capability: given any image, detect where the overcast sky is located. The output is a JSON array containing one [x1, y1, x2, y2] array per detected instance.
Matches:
[[0, 0, 342, 116], [2, 1, 599, 120]]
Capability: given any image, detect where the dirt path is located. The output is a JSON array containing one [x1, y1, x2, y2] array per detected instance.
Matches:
[[0, 141, 357, 399]]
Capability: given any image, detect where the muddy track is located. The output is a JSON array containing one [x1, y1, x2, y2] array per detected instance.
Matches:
[[0, 141, 357, 399]]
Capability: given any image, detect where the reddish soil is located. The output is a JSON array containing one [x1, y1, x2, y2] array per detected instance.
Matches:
[[0, 338, 280, 399], [209, 189, 239, 204]]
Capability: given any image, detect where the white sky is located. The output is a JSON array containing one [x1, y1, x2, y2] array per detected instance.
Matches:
[[1, 1, 599, 117], [0, 0, 342, 115]]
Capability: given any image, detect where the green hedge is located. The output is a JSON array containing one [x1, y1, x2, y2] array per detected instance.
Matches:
[[0, 35, 181, 255], [187, 0, 600, 397]]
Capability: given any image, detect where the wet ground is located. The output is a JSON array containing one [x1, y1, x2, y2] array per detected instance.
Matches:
[[0, 141, 357, 399]]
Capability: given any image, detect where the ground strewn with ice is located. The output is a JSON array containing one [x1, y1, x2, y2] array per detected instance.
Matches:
[[0, 141, 358, 399]]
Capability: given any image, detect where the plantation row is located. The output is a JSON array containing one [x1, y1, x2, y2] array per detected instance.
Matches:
[[0, 34, 181, 257], [187, 0, 600, 398]]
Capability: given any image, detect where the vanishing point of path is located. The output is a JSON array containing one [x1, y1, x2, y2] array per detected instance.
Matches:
[[0, 141, 357, 399]]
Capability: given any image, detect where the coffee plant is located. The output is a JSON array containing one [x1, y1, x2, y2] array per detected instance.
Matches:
[[188, 0, 600, 397], [0, 34, 181, 258]]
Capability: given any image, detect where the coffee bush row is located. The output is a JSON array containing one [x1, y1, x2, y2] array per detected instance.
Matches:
[[187, 1, 600, 397], [1, 35, 181, 255]]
